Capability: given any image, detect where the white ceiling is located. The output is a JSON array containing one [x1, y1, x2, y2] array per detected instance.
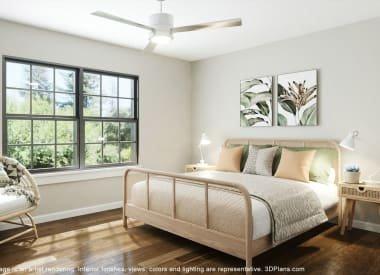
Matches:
[[1, 0, 380, 61]]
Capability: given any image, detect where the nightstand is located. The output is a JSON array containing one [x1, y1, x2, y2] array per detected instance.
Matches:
[[339, 183, 380, 235], [185, 164, 216, 173]]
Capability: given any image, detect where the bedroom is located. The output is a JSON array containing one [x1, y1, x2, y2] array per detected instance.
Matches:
[[0, 0, 380, 274]]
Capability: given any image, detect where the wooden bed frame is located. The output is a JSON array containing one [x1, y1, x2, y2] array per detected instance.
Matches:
[[123, 139, 341, 275]]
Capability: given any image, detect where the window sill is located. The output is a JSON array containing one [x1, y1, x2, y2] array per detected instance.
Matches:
[[34, 165, 139, 186]]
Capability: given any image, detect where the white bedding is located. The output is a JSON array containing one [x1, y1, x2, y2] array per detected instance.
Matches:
[[129, 171, 338, 240], [0, 188, 31, 216]]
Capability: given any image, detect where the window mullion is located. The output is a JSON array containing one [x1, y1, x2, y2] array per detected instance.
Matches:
[[53, 69, 57, 168], [135, 78, 139, 163], [101, 121, 104, 164], [78, 68, 85, 169], [29, 63, 32, 116], [30, 64, 34, 169], [53, 68, 56, 116], [100, 74, 103, 119], [54, 120, 57, 168], [119, 121, 121, 163], [31, 119, 34, 169]]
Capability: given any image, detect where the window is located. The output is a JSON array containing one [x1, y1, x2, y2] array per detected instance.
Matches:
[[3, 57, 139, 172], [82, 71, 137, 167]]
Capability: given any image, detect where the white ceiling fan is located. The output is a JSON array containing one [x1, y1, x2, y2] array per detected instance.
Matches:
[[91, 0, 242, 52]]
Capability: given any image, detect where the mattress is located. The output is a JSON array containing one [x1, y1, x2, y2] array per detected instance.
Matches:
[[129, 171, 338, 240], [0, 188, 31, 217]]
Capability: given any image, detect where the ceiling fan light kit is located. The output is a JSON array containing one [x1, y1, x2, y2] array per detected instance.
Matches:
[[149, 13, 173, 44], [150, 32, 172, 44], [92, 0, 242, 51]]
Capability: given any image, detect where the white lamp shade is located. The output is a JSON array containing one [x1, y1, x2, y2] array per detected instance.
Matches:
[[199, 133, 210, 146], [339, 130, 358, 151]]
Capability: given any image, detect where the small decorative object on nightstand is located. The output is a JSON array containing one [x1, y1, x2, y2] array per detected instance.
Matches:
[[340, 130, 361, 184], [339, 183, 380, 235], [343, 164, 361, 184], [185, 164, 216, 173]]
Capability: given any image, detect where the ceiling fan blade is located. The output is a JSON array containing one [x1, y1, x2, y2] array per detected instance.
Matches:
[[144, 41, 157, 52], [92, 11, 153, 31], [172, 18, 242, 33]]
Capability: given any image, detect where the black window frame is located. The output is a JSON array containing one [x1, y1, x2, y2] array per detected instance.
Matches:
[[2, 56, 139, 173]]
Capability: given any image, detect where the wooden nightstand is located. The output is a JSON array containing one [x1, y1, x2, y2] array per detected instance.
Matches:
[[185, 164, 216, 173], [339, 183, 380, 235]]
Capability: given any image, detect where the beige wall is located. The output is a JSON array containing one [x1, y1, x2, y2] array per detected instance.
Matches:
[[191, 18, 380, 227], [0, 19, 192, 217]]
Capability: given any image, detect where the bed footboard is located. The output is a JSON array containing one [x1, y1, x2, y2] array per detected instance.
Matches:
[[123, 167, 254, 274]]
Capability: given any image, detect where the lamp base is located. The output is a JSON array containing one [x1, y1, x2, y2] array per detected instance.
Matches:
[[198, 160, 208, 167]]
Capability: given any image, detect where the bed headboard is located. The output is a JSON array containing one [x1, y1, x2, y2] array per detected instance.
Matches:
[[225, 138, 341, 184]]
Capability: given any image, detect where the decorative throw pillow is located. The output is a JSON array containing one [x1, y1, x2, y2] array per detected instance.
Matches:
[[274, 148, 316, 182], [243, 146, 278, 176], [3, 157, 23, 184], [0, 163, 13, 187], [216, 146, 244, 172]]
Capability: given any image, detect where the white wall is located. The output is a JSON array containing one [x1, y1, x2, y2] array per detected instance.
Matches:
[[0, 19, 192, 217], [192, 18, 380, 226], [1, 17, 380, 231]]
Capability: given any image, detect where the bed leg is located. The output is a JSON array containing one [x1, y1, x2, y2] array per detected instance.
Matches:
[[123, 169, 129, 230], [123, 211, 128, 229], [246, 257, 252, 275]]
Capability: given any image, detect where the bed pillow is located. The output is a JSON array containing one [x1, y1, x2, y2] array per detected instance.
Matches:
[[0, 164, 13, 187], [243, 146, 278, 176], [216, 146, 244, 172], [227, 144, 249, 171], [274, 148, 316, 182], [272, 147, 337, 184]]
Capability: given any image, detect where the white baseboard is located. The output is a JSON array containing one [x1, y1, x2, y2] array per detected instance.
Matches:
[[353, 220, 380, 233], [0, 201, 122, 231]]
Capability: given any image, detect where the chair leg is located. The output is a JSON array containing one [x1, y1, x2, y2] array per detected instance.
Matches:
[[0, 214, 38, 245], [0, 228, 34, 245], [25, 213, 38, 239]]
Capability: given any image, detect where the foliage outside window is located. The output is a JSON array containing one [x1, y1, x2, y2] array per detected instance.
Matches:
[[3, 58, 138, 172]]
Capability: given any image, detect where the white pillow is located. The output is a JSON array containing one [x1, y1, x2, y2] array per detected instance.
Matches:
[[243, 146, 278, 176]]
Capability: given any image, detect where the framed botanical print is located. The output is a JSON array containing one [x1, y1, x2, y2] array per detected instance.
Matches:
[[240, 76, 273, 127], [277, 70, 317, 126]]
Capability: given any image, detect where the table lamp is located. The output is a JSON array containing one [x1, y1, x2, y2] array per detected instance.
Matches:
[[198, 133, 210, 165], [339, 130, 359, 151]]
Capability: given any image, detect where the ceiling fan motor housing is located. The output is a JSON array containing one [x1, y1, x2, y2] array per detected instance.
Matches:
[[149, 13, 173, 31]]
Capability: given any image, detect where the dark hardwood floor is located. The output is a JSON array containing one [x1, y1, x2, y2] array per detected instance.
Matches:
[[0, 209, 379, 274]]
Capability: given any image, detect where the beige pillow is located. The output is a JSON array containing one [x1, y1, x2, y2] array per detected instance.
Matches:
[[274, 148, 316, 182], [216, 146, 244, 172]]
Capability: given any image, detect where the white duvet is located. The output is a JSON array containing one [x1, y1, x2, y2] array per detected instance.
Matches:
[[129, 171, 338, 240]]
